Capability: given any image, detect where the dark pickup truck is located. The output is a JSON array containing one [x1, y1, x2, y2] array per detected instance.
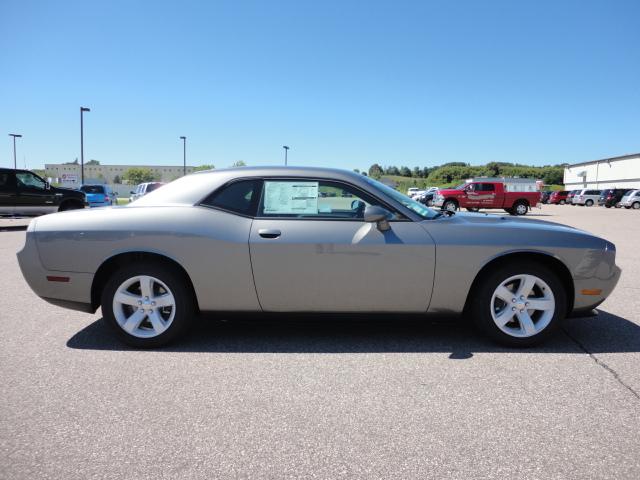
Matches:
[[0, 168, 86, 216]]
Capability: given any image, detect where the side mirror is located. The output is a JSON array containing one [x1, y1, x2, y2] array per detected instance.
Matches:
[[364, 205, 391, 232]]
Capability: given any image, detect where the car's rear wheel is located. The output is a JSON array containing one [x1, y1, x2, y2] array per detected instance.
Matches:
[[101, 262, 194, 348], [633, 202, 640, 210], [467, 261, 566, 347], [585, 199, 594, 206], [512, 201, 528, 215]]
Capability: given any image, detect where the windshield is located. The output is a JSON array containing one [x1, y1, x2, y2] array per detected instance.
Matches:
[[80, 185, 105, 194], [454, 183, 467, 190], [363, 177, 439, 219]]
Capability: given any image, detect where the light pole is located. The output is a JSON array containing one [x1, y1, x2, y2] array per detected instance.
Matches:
[[180, 136, 186, 175], [8, 134, 22, 170], [283, 145, 289, 166], [80, 107, 90, 184]]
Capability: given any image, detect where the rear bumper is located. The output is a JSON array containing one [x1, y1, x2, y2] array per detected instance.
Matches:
[[17, 223, 96, 313]]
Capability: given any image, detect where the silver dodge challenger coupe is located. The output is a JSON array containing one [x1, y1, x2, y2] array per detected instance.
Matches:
[[18, 167, 620, 348]]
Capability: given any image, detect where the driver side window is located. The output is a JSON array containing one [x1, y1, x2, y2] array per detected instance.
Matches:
[[258, 180, 384, 219], [16, 172, 46, 190]]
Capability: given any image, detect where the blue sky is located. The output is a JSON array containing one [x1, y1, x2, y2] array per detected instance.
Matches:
[[1, 0, 639, 172]]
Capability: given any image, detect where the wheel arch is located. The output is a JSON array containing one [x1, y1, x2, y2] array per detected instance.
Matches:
[[91, 251, 199, 312], [464, 251, 574, 316], [58, 198, 85, 211]]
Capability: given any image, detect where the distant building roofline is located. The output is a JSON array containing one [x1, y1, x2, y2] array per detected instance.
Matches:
[[565, 153, 640, 169]]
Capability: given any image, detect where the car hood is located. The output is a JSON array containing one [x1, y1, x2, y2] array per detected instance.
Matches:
[[439, 211, 579, 232]]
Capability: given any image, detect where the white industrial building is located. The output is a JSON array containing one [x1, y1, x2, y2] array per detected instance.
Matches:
[[564, 153, 640, 189]]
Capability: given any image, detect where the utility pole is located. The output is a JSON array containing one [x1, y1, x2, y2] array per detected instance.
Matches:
[[283, 145, 290, 166], [80, 107, 91, 184], [8, 134, 22, 170], [180, 136, 186, 175]]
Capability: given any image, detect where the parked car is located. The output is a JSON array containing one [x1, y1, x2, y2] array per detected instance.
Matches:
[[618, 190, 640, 209], [573, 189, 601, 206], [414, 187, 438, 205], [566, 190, 580, 204], [433, 181, 541, 215], [407, 187, 420, 197], [599, 189, 631, 208], [80, 184, 116, 207], [17, 167, 620, 348], [129, 182, 165, 202], [540, 191, 553, 204], [0, 168, 86, 216], [548, 191, 569, 205]]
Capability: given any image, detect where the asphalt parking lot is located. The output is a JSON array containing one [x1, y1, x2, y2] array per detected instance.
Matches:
[[1, 205, 639, 479]]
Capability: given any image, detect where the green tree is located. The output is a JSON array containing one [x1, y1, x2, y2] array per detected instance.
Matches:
[[399, 166, 411, 177], [368, 163, 384, 179], [231, 160, 247, 167], [193, 164, 215, 172], [123, 167, 156, 185], [113, 175, 121, 184], [64, 158, 79, 165], [86, 159, 100, 165]]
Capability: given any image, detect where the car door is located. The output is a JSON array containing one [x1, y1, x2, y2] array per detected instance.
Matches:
[[477, 183, 497, 206], [0, 171, 17, 215], [463, 183, 482, 208], [249, 178, 436, 312], [15, 171, 57, 215]]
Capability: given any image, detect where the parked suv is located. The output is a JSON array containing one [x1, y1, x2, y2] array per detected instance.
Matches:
[[599, 189, 631, 208], [80, 184, 116, 207], [618, 190, 640, 209], [0, 168, 86, 216], [129, 182, 165, 202], [573, 189, 601, 206], [548, 190, 569, 204]]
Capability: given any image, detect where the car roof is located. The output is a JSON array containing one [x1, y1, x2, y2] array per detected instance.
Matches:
[[132, 167, 376, 207]]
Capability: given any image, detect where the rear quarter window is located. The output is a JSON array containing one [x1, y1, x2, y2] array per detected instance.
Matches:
[[201, 179, 261, 216]]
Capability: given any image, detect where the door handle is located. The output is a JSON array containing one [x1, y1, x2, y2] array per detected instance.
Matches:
[[258, 229, 281, 239]]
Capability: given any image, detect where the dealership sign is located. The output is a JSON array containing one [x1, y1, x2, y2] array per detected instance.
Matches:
[[61, 174, 78, 183]]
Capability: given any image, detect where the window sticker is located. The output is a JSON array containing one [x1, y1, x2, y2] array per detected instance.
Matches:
[[264, 181, 319, 214]]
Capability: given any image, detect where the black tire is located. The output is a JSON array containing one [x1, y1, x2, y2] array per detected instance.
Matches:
[[559, 200, 565, 205], [466, 207, 480, 212], [605, 205, 611, 208], [101, 262, 195, 348], [633, 202, 640, 210], [58, 201, 84, 212], [442, 200, 458, 212], [511, 200, 528, 216], [585, 199, 594, 207], [467, 261, 567, 347]]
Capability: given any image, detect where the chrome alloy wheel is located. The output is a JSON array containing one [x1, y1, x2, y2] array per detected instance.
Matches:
[[112, 275, 176, 338], [490, 274, 555, 338], [515, 203, 528, 215]]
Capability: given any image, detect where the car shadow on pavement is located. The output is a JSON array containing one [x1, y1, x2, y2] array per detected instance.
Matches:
[[66, 309, 640, 356]]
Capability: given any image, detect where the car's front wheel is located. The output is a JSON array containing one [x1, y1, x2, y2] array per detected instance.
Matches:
[[101, 262, 194, 348], [442, 200, 458, 212], [633, 202, 640, 210], [467, 261, 566, 347], [559, 200, 565, 205]]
